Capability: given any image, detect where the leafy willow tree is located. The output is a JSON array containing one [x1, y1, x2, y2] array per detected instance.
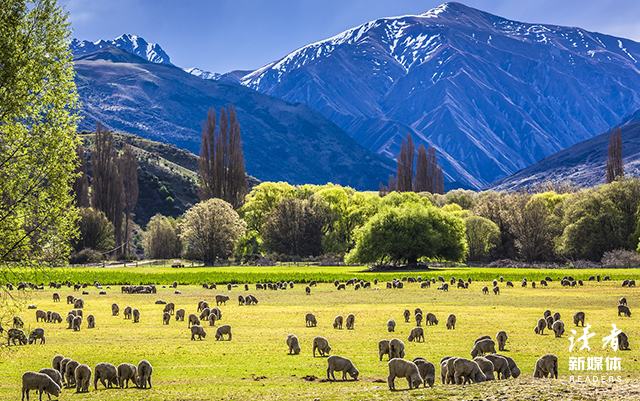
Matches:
[[345, 203, 467, 265], [0, 0, 80, 268], [180, 198, 246, 264], [464, 216, 500, 261], [144, 214, 182, 259]]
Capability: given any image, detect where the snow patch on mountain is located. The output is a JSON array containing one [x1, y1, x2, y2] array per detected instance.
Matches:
[[70, 34, 172, 65]]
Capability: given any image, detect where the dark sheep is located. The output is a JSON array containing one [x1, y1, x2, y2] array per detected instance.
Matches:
[[533, 354, 558, 379]]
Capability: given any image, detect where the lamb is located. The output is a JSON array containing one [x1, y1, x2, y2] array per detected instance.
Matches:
[[387, 358, 422, 390], [123, 306, 132, 319], [163, 302, 175, 315], [496, 330, 508, 351], [94, 362, 118, 390], [137, 360, 153, 388], [454, 358, 487, 384], [533, 354, 558, 379], [163, 312, 171, 325], [484, 354, 511, 379], [387, 318, 396, 332], [618, 332, 630, 350], [215, 294, 230, 305], [550, 320, 565, 338], [618, 305, 632, 317], [35, 310, 47, 322], [312, 336, 331, 356], [345, 313, 355, 330], [333, 315, 343, 329], [87, 314, 95, 329], [191, 325, 207, 340], [215, 324, 232, 341], [326, 355, 359, 381], [426, 312, 438, 325], [389, 338, 405, 359], [378, 340, 390, 361], [619, 297, 627, 306], [38, 368, 63, 389], [175, 308, 185, 321], [305, 313, 317, 327], [286, 334, 301, 354], [471, 339, 496, 358], [534, 318, 546, 335], [132, 308, 140, 323], [117, 363, 138, 388], [493, 286, 500, 295], [407, 327, 424, 342], [112, 303, 119, 316], [446, 314, 456, 330], [28, 328, 45, 344], [188, 314, 200, 327], [52, 355, 64, 373], [412, 357, 435, 387], [65, 360, 80, 387], [403, 309, 411, 322], [21, 371, 61, 401], [72, 316, 82, 331]]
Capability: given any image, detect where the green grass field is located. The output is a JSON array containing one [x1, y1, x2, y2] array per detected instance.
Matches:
[[1, 266, 639, 400]]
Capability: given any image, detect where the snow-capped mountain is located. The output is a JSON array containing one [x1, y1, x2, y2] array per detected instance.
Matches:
[[241, 2, 640, 187], [183, 67, 221, 80], [70, 34, 172, 64]]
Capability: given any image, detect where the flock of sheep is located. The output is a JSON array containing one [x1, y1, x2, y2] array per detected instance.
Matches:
[[2, 272, 636, 397]]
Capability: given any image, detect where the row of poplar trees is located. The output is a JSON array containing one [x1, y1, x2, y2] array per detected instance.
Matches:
[[73, 122, 139, 256]]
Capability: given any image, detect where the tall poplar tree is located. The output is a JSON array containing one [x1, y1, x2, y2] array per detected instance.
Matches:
[[73, 143, 90, 207], [606, 127, 624, 184], [120, 144, 138, 256], [396, 133, 415, 192]]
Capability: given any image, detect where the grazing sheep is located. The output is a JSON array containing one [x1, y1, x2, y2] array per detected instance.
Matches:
[[333, 315, 343, 329], [618, 305, 632, 317], [13, 316, 24, 328], [208, 312, 217, 326], [546, 316, 554, 330], [238, 295, 245, 305], [59, 358, 71, 384], [446, 314, 456, 330], [531, 282, 536, 289], [441, 357, 458, 385], [534, 318, 546, 335], [28, 328, 45, 345], [111, 303, 119, 316], [412, 357, 435, 387], [389, 338, 405, 359], [618, 332, 630, 350], [553, 312, 561, 321], [21, 371, 61, 401], [72, 316, 82, 331], [337, 284, 346, 290], [500, 355, 521, 378], [35, 310, 47, 322], [38, 368, 63, 389], [132, 308, 140, 323], [87, 314, 95, 329], [506, 281, 513, 287], [492, 279, 497, 287], [475, 335, 491, 343], [137, 360, 153, 388], [117, 363, 138, 388], [75, 309, 83, 318], [533, 354, 558, 379], [426, 313, 438, 325], [619, 297, 627, 306], [403, 309, 411, 323], [52, 355, 64, 373], [454, 358, 487, 384], [52, 293, 60, 303], [7, 329, 27, 346], [543, 310, 551, 319], [215, 324, 232, 341], [414, 307, 423, 316], [171, 281, 178, 288], [378, 340, 390, 361], [387, 358, 422, 390], [387, 318, 396, 332], [552, 320, 565, 337], [286, 334, 301, 355], [305, 313, 317, 327], [521, 279, 527, 287], [484, 354, 511, 379], [162, 312, 171, 325], [421, 281, 430, 288], [414, 313, 423, 326], [345, 314, 355, 330], [473, 356, 496, 380], [175, 308, 185, 321], [471, 339, 496, 358], [437, 283, 448, 291], [199, 308, 211, 320], [305, 286, 311, 295], [482, 286, 489, 295], [496, 330, 508, 351], [312, 336, 331, 357], [163, 302, 175, 315], [197, 301, 208, 312], [407, 327, 424, 342], [215, 294, 229, 306], [211, 307, 222, 320], [188, 314, 200, 328], [327, 355, 359, 381], [73, 298, 84, 309], [190, 325, 207, 340], [123, 306, 132, 319], [493, 286, 500, 295], [94, 362, 118, 390], [49, 312, 62, 324], [67, 295, 74, 304], [65, 360, 80, 387], [573, 311, 585, 327]]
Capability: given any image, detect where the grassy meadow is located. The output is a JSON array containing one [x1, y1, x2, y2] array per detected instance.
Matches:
[[1, 266, 639, 400]]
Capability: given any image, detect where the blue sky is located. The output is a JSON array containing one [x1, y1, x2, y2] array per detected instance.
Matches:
[[59, 0, 640, 73]]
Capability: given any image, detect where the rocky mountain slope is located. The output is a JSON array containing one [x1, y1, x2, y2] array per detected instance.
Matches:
[[71, 34, 172, 64]]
